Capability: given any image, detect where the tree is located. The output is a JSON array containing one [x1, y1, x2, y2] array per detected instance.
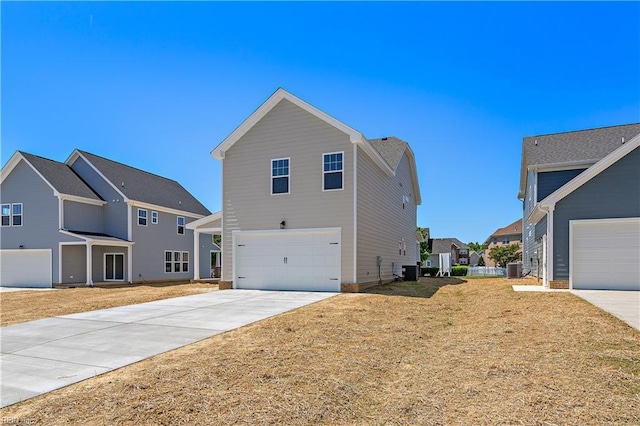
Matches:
[[477, 255, 486, 266], [417, 227, 430, 263], [467, 241, 487, 253], [487, 243, 522, 268]]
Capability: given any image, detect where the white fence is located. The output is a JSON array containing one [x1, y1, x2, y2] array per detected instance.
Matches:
[[467, 266, 506, 277]]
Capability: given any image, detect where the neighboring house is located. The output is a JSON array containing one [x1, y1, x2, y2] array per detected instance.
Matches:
[[483, 219, 522, 267], [211, 88, 421, 292], [469, 250, 481, 267], [425, 238, 470, 267], [519, 123, 640, 290], [0, 150, 218, 287]]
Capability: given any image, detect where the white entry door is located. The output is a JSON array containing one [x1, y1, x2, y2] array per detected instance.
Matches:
[[571, 218, 640, 290], [234, 228, 341, 292]]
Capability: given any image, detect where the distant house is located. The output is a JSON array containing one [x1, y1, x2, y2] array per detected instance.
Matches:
[[469, 251, 482, 267], [425, 238, 470, 268], [519, 123, 640, 290], [483, 219, 522, 267], [210, 88, 421, 292], [0, 150, 218, 287]]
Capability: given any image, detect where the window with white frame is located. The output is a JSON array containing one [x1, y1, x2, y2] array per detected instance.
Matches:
[[151, 211, 158, 224], [138, 209, 147, 226], [177, 216, 185, 235], [460, 249, 468, 255], [459, 258, 469, 265], [323, 152, 343, 191], [502, 236, 509, 244], [271, 158, 290, 194], [1, 203, 22, 227], [165, 250, 189, 273]]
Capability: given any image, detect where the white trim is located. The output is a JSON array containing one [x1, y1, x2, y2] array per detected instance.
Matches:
[[1, 152, 57, 194], [186, 211, 222, 230], [66, 150, 129, 202], [403, 146, 422, 205], [194, 230, 200, 279], [58, 242, 63, 284], [531, 160, 596, 173], [58, 198, 64, 229], [568, 217, 640, 290], [210, 88, 395, 176], [529, 133, 640, 224], [59, 229, 134, 247], [212, 88, 363, 160], [58, 194, 106, 206], [127, 204, 133, 241], [352, 143, 358, 284], [137, 208, 148, 226], [270, 157, 290, 195], [177, 216, 186, 235], [547, 205, 554, 284], [128, 200, 205, 220], [104, 252, 125, 281], [322, 151, 344, 192], [231, 231, 237, 289], [11, 203, 23, 227], [151, 211, 158, 224]]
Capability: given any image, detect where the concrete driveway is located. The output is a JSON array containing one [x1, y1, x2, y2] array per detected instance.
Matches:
[[0, 289, 337, 408], [570, 290, 640, 330]]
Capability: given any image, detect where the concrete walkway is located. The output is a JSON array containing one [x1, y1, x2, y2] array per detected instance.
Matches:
[[0, 289, 337, 408], [570, 290, 640, 331]]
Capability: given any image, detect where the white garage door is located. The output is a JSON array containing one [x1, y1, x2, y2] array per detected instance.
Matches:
[[234, 228, 341, 292], [0, 249, 52, 288], [571, 218, 640, 290]]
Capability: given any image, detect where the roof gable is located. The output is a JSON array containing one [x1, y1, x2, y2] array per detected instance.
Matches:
[[67, 150, 211, 216], [211, 88, 421, 204], [529, 133, 640, 223], [429, 238, 468, 254], [1, 151, 102, 203], [484, 219, 522, 244], [518, 123, 640, 198]]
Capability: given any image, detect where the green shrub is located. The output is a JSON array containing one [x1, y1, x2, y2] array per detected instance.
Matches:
[[451, 266, 468, 276], [423, 267, 440, 277]]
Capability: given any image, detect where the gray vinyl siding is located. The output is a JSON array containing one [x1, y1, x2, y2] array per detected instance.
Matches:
[[199, 233, 217, 279], [357, 149, 418, 282], [61, 245, 86, 283], [524, 215, 548, 277], [92, 246, 128, 282], [130, 208, 198, 281], [64, 200, 103, 233], [537, 169, 586, 202], [553, 146, 640, 280], [69, 157, 128, 239], [522, 169, 536, 274], [221, 98, 354, 282], [0, 160, 80, 283]]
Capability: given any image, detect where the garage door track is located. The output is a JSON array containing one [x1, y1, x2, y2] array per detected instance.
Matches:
[[0, 289, 337, 408]]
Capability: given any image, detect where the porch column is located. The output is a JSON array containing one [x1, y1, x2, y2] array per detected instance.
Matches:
[[194, 230, 200, 280], [86, 243, 93, 286], [128, 246, 133, 283]]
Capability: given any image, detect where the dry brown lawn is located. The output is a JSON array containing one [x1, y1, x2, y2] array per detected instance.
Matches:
[[0, 283, 216, 327], [1, 277, 639, 425]]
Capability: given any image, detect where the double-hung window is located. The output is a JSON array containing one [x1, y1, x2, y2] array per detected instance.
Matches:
[[165, 250, 189, 273], [1, 203, 22, 227], [323, 152, 343, 191], [138, 209, 147, 226], [177, 216, 185, 234], [151, 211, 158, 224], [271, 158, 290, 195]]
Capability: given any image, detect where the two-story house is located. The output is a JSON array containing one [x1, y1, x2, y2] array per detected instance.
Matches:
[[0, 150, 218, 287], [211, 88, 421, 292], [483, 219, 522, 267], [519, 123, 640, 290], [424, 238, 470, 267]]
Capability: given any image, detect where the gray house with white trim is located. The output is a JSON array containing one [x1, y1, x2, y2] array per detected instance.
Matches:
[[0, 150, 217, 287], [211, 88, 422, 292], [519, 123, 640, 290]]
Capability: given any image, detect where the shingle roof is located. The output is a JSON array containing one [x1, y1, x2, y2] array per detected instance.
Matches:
[[523, 123, 640, 167], [485, 219, 522, 244], [77, 151, 211, 216], [519, 123, 640, 197], [428, 238, 468, 254], [367, 136, 408, 170], [20, 152, 102, 201]]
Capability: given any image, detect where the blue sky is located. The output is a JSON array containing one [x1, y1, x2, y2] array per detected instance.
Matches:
[[2, 2, 639, 244]]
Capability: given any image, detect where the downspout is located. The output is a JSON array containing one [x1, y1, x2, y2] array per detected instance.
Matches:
[[352, 142, 358, 284], [547, 205, 555, 285], [194, 230, 201, 280], [86, 242, 93, 286]]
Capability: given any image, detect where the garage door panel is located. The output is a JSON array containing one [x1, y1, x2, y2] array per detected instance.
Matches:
[[1, 249, 52, 288], [235, 229, 341, 292], [572, 219, 640, 290]]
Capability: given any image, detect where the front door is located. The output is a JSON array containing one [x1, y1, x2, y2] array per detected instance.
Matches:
[[105, 253, 124, 281]]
